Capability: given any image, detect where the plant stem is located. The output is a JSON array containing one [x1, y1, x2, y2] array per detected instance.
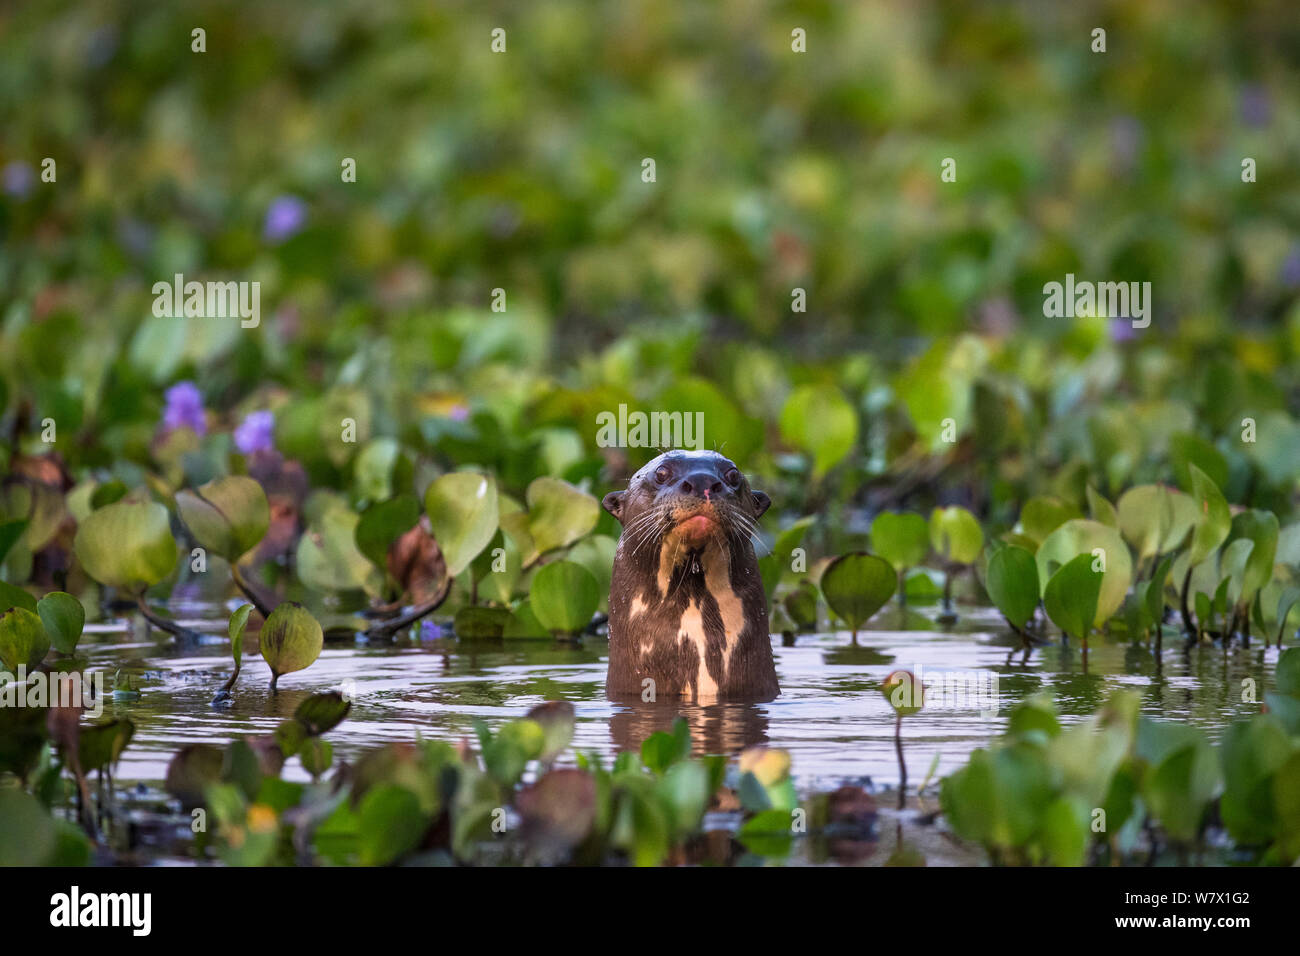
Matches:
[[231, 563, 275, 618], [362, 575, 453, 640], [894, 713, 906, 811], [135, 593, 202, 643], [1179, 564, 1195, 634]]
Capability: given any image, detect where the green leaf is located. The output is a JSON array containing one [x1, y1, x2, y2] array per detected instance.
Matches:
[[1085, 486, 1118, 527], [870, 512, 930, 570], [0, 606, 50, 671], [1019, 496, 1079, 545], [296, 506, 383, 594], [1276, 648, 1300, 698], [1117, 485, 1173, 561], [354, 494, 421, 570], [642, 718, 692, 773], [986, 545, 1040, 630], [778, 384, 858, 477], [0, 581, 38, 614], [37, 591, 84, 656], [529, 561, 599, 634], [524, 476, 599, 558], [1036, 519, 1132, 627], [358, 785, 427, 865], [1043, 554, 1102, 642], [929, 506, 983, 564], [453, 605, 510, 639], [1186, 464, 1231, 566], [175, 475, 270, 562], [424, 472, 500, 576], [294, 691, 352, 735], [74, 499, 178, 591], [820, 552, 897, 631], [259, 602, 323, 683], [1229, 509, 1279, 606], [228, 603, 254, 670], [759, 516, 814, 599]]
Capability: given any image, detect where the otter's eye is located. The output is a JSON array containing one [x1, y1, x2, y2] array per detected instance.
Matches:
[[724, 468, 741, 486], [654, 466, 670, 484]]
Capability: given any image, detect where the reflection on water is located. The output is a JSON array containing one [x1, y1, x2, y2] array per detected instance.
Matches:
[[81, 603, 1284, 790]]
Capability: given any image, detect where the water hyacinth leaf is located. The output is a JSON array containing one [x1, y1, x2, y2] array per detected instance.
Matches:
[[294, 691, 352, 736], [358, 784, 427, 866], [821, 552, 896, 632], [642, 718, 692, 773], [175, 475, 270, 562], [930, 506, 983, 564], [778, 384, 858, 477], [759, 515, 814, 598], [0, 607, 50, 671], [0, 581, 37, 614], [882, 669, 924, 717], [1117, 485, 1172, 561], [73, 499, 178, 591], [424, 471, 499, 576], [657, 760, 711, 837], [530, 560, 599, 634], [354, 494, 420, 570], [1085, 486, 1118, 527], [526, 701, 576, 763], [1276, 648, 1300, 698], [1143, 741, 1219, 844], [0, 789, 56, 866], [1219, 715, 1292, 845], [783, 580, 820, 631], [737, 808, 797, 857], [525, 476, 599, 558], [1036, 519, 1131, 626], [0, 519, 28, 566], [1229, 510, 1279, 605], [228, 603, 254, 670], [1019, 496, 1079, 545], [296, 507, 382, 594], [986, 545, 1040, 630], [299, 737, 333, 779], [870, 512, 930, 571], [165, 743, 225, 808], [1043, 554, 1102, 642], [259, 602, 323, 686], [37, 591, 84, 656], [453, 605, 510, 639], [1186, 464, 1231, 567], [1040, 796, 1090, 867], [482, 718, 545, 786], [501, 599, 550, 639]]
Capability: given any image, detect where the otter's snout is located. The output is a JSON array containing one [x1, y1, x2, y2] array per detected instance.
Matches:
[[675, 470, 726, 500]]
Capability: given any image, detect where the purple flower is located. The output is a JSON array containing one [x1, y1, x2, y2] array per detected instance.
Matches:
[[448, 403, 470, 422], [1281, 246, 1300, 290], [234, 410, 276, 455], [1109, 317, 1137, 343], [263, 195, 307, 243], [162, 381, 207, 436], [3, 161, 35, 200], [1240, 85, 1272, 128]]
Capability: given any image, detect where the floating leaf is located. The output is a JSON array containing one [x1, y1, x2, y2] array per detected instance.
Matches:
[[525, 476, 599, 558], [930, 506, 983, 564], [175, 475, 270, 562], [870, 512, 930, 571], [259, 602, 323, 687], [37, 591, 84, 656], [228, 603, 254, 670], [1186, 464, 1231, 566], [355, 494, 421, 570], [778, 384, 858, 477], [296, 507, 382, 594], [530, 561, 599, 634], [1036, 519, 1131, 626], [74, 499, 178, 591], [294, 691, 351, 735], [986, 545, 1040, 630], [424, 472, 499, 576], [0, 606, 49, 671], [1043, 554, 1102, 642], [882, 669, 924, 717], [820, 552, 897, 632]]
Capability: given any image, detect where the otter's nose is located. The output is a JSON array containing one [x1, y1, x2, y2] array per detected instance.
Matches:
[[679, 471, 724, 499]]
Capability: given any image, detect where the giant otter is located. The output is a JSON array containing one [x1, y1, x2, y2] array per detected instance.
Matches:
[[601, 450, 779, 702]]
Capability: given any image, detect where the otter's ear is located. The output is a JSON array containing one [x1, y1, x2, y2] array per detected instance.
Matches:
[[751, 490, 771, 518], [602, 490, 627, 523]]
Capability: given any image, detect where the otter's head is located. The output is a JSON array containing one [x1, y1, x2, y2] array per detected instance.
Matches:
[[602, 450, 771, 563]]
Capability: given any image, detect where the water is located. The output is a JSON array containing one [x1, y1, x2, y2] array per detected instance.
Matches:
[[82, 601, 1282, 791]]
